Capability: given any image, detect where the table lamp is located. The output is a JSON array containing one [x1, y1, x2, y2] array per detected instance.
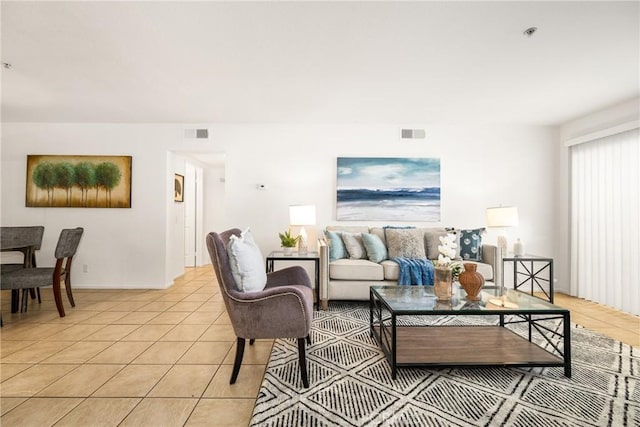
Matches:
[[486, 206, 519, 254], [289, 205, 316, 255]]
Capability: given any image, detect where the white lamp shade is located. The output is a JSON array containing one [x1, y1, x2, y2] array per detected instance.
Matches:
[[486, 206, 519, 228], [289, 205, 316, 226]]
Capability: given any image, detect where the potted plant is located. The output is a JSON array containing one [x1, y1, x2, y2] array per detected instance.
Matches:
[[279, 229, 300, 255]]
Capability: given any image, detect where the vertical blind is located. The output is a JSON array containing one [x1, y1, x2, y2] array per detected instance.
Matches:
[[570, 128, 639, 315]]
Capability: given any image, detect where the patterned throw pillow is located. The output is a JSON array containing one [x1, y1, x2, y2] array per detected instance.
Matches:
[[458, 228, 485, 261], [385, 228, 426, 259], [361, 233, 388, 263], [341, 232, 368, 260]]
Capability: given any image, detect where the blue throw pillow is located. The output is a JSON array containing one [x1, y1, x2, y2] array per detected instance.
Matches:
[[458, 228, 485, 261], [361, 233, 388, 263], [325, 230, 347, 261]]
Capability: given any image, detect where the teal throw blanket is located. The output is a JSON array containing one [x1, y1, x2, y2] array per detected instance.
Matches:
[[393, 257, 434, 286]]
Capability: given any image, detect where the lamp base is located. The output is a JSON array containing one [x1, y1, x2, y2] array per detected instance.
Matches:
[[298, 227, 308, 255], [496, 235, 507, 254], [298, 242, 308, 256]]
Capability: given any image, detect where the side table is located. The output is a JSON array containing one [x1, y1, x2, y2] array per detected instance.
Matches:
[[502, 255, 554, 302], [266, 251, 320, 309]]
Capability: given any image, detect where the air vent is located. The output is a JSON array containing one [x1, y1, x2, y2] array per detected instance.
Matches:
[[401, 129, 425, 139], [184, 129, 209, 139]]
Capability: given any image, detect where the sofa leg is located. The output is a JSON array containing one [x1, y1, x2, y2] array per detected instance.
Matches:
[[320, 299, 329, 310]]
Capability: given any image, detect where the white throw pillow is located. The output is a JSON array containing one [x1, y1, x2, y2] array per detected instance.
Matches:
[[227, 228, 267, 292], [341, 231, 368, 260]]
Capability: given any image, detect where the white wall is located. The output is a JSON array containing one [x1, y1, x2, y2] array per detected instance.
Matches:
[[202, 161, 226, 264], [1, 122, 558, 289], [218, 124, 559, 279], [1, 124, 226, 288], [1, 124, 170, 287]]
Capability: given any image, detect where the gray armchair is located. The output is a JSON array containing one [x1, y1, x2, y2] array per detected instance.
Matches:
[[206, 229, 313, 388]]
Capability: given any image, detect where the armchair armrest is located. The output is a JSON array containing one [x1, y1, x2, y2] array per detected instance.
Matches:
[[265, 266, 311, 289], [226, 284, 313, 339]]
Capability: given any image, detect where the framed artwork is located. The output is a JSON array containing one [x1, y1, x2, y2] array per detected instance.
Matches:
[[174, 174, 184, 202], [336, 157, 441, 221], [26, 155, 132, 208]]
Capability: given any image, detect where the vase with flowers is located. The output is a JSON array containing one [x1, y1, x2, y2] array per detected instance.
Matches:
[[434, 233, 464, 301]]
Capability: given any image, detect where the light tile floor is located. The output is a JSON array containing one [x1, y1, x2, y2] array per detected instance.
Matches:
[[1, 266, 638, 426]]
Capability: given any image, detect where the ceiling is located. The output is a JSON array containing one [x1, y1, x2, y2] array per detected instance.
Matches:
[[2, 1, 638, 126]]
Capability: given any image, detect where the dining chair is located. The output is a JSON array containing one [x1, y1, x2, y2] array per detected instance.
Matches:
[[0, 226, 45, 311], [206, 228, 313, 388], [1, 227, 84, 317]]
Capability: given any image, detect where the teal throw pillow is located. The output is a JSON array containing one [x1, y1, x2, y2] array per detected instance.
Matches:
[[459, 228, 485, 261], [325, 230, 347, 261], [361, 233, 388, 263]]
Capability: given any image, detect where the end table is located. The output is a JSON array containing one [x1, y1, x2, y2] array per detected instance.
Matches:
[[266, 251, 320, 309], [502, 254, 554, 302]]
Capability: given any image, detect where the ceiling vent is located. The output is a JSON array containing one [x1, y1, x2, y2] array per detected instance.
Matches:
[[401, 129, 425, 139], [184, 128, 209, 139]]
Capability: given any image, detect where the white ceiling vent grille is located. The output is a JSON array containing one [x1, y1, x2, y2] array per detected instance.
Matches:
[[401, 129, 426, 139], [184, 129, 209, 139]]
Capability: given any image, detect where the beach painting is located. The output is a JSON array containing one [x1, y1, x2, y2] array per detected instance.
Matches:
[[336, 157, 440, 221]]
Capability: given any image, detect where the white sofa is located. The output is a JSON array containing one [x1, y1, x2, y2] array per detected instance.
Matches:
[[317, 226, 498, 310]]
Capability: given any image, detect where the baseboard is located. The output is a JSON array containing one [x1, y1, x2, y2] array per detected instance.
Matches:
[[57, 283, 172, 290]]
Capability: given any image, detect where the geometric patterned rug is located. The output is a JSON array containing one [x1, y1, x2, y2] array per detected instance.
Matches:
[[250, 302, 640, 426]]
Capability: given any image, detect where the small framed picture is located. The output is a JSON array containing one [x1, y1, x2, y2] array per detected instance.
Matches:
[[174, 174, 184, 202]]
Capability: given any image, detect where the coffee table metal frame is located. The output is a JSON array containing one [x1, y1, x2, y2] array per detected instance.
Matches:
[[369, 286, 571, 379]]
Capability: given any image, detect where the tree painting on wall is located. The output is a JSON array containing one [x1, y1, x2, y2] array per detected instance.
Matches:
[[174, 174, 184, 202], [26, 155, 132, 208], [336, 157, 440, 221]]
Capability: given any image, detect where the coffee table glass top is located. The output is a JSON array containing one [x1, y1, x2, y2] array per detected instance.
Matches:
[[371, 285, 567, 314]]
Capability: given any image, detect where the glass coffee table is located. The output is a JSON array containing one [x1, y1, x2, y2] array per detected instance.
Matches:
[[370, 285, 571, 379]]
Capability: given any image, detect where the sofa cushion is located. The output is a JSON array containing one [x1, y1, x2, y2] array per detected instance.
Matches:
[[423, 228, 449, 260], [459, 228, 485, 261], [329, 259, 384, 281], [341, 232, 368, 260], [325, 230, 347, 261], [380, 260, 400, 281], [385, 228, 426, 259], [361, 233, 388, 263]]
